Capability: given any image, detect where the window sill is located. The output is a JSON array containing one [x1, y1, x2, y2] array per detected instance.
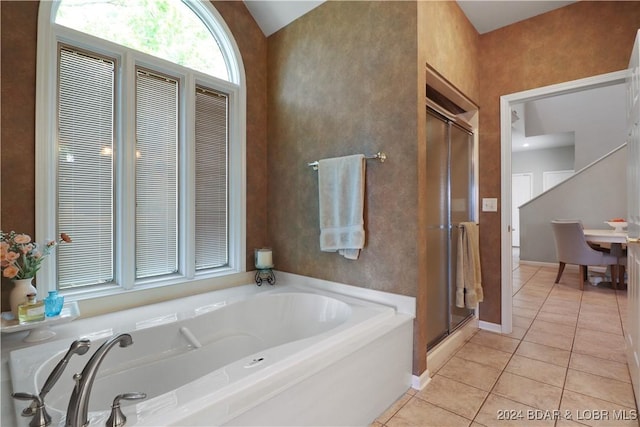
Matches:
[[62, 270, 255, 319]]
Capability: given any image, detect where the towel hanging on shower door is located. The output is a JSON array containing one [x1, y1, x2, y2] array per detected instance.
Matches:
[[456, 222, 483, 308]]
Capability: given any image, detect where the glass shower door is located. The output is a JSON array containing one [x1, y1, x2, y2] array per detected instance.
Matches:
[[425, 109, 476, 349], [425, 110, 450, 348]]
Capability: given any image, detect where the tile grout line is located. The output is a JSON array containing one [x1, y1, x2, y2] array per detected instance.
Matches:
[[472, 266, 587, 424], [553, 277, 583, 427], [470, 265, 553, 424], [616, 287, 640, 411], [377, 262, 637, 427], [567, 290, 638, 411]]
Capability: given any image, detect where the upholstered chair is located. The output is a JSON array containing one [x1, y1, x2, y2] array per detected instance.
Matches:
[[551, 220, 620, 290]]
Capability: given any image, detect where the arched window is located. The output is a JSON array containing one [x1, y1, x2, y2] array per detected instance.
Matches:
[[36, 0, 246, 297], [55, 0, 230, 81]]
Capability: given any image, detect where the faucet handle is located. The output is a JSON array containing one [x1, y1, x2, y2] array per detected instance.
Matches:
[[106, 392, 147, 427], [11, 392, 51, 427]]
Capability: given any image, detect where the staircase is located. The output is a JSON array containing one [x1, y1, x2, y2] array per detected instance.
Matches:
[[518, 144, 627, 263]]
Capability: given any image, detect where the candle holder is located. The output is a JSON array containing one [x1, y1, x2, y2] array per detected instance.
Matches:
[[254, 248, 275, 286], [255, 267, 276, 286]]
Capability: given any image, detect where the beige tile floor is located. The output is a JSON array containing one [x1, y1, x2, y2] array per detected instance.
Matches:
[[372, 253, 639, 427]]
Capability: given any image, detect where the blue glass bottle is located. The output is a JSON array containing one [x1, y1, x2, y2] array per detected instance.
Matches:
[[44, 290, 64, 317]]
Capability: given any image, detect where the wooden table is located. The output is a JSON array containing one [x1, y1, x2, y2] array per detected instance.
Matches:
[[583, 228, 627, 288]]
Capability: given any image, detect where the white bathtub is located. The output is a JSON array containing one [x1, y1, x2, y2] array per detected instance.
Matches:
[[9, 279, 414, 426]]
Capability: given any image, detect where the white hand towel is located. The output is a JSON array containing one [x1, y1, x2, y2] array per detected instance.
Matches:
[[318, 154, 366, 260]]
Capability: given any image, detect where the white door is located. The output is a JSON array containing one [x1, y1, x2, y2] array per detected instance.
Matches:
[[625, 29, 640, 409], [543, 170, 574, 191], [512, 173, 533, 247]]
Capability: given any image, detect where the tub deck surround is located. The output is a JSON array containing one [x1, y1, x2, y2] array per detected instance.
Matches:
[[275, 271, 416, 317], [4, 274, 415, 426]]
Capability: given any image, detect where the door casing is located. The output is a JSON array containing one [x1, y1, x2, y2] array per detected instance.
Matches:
[[511, 172, 533, 247], [499, 70, 627, 334]]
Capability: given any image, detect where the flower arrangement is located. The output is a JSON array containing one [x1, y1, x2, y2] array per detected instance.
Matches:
[[0, 231, 72, 280]]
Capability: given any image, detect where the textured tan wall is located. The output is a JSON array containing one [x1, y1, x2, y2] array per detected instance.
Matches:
[[0, 1, 268, 310], [213, 1, 269, 269], [1, 1, 40, 311], [267, 1, 419, 296], [419, 1, 480, 104], [416, 0, 479, 374], [0, 1, 38, 240], [478, 1, 640, 324]]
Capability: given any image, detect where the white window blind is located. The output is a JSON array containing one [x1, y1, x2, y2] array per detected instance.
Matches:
[[135, 69, 179, 279], [195, 87, 228, 269], [57, 46, 115, 289]]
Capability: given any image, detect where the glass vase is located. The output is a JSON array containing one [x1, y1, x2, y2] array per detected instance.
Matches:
[[44, 290, 64, 317]]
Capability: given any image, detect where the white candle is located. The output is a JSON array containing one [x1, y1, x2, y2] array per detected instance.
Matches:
[[255, 248, 273, 269]]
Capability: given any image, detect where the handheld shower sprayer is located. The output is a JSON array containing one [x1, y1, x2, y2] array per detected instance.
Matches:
[[18, 339, 91, 419], [40, 339, 91, 399]]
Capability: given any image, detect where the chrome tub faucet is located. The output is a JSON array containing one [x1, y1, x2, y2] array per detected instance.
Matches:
[[65, 333, 133, 427]]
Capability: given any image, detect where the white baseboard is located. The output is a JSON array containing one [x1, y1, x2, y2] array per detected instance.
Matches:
[[411, 369, 431, 390], [518, 260, 562, 268], [478, 320, 502, 334], [518, 261, 587, 273]]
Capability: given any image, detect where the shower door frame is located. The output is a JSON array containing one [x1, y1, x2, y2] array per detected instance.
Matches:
[[426, 106, 477, 350], [448, 118, 478, 334]]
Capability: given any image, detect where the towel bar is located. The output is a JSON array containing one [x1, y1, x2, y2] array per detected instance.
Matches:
[[307, 152, 387, 170]]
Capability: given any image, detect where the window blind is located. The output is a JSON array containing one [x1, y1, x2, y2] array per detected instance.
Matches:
[[57, 47, 115, 288], [135, 69, 179, 279], [195, 87, 228, 269]]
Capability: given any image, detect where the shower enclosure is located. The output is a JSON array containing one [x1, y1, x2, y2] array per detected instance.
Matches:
[[425, 107, 476, 349]]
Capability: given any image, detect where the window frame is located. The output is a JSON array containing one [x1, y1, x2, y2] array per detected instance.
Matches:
[[35, 0, 246, 300]]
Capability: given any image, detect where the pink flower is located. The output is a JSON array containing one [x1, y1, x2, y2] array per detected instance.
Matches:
[[5, 251, 19, 262], [1, 230, 72, 280], [13, 234, 31, 244], [2, 264, 19, 278]]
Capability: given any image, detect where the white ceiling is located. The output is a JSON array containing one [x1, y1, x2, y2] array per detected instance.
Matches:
[[244, 1, 324, 36], [243, 0, 577, 37], [456, 1, 576, 34], [512, 82, 626, 153]]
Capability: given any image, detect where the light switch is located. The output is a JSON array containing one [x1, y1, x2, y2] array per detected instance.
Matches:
[[482, 198, 498, 212]]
